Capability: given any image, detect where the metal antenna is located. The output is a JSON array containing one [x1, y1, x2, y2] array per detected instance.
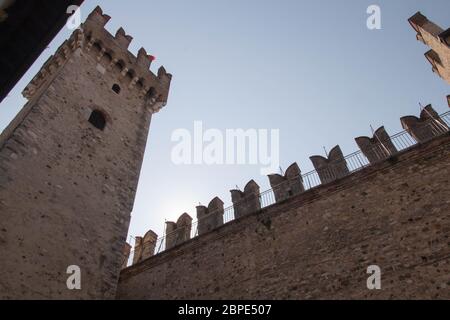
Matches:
[[279, 166, 284, 176], [323, 146, 328, 157]]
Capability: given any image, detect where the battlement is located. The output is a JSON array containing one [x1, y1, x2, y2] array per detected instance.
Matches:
[[165, 213, 193, 250], [131, 230, 158, 265], [23, 6, 172, 114], [355, 126, 397, 164], [119, 130, 450, 299], [400, 104, 449, 142], [408, 12, 450, 84], [22, 31, 84, 100], [230, 180, 261, 219], [310, 145, 349, 184], [268, 163, 304, 203], [124, 101, 450, 270], [408, 12, 444, 39], [197, 197, 224, 236]]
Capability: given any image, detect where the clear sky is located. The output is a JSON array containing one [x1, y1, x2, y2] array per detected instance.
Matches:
[[0, 0, 449, 242]]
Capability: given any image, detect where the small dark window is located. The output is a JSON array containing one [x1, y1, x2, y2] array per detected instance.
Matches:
[[112, 84, 121, 94], [88, 110, 106, 131]]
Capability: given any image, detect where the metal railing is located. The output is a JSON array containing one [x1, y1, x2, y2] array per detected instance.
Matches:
[[125, 111, 450, 267]]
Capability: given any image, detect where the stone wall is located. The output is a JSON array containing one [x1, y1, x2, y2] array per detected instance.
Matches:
[[117, 133, 450, 299]]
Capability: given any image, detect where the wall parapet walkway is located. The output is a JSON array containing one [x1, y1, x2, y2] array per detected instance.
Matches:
[[122, 108, 450, 269]]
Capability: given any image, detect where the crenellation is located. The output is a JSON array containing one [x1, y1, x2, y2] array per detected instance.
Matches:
[[197, 197, 224, 236], [157, 66, 172, 83], [231, 180, 261, 219], [114, 28, 133, 49], [409, 12, 443, 38], [82, 6, 172, 85], [23, 5, 172, 114], [268, 162, 305, 203], [400, 105, 449, 143], [310, 145, 350, 184], [409, 12, 450, 84], [165, 213, 193, 250], [355, 126, 397, 164], [117, 132, 450, 300], [22, 39, 74, 100], [137, 48, 155, 70], [141, 230, 158, 260], [2, 4, 448, 299], [22, 27, 86, 101], [87, 5, 111, 27]]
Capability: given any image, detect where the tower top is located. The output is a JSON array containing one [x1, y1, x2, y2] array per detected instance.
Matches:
[[408, 12, 444, 38], [408, 11, 450, 85], [23, 6, 172, 113]]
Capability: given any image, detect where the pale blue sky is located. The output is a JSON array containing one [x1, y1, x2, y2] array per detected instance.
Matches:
[[0, 0, 449, 241]]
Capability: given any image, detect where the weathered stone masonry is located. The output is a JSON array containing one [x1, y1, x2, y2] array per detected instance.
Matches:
[[0, 7, 448, 300], [409, 12, 450, 85], [0, 7, 171, 299], [117, 133, 450, 299]]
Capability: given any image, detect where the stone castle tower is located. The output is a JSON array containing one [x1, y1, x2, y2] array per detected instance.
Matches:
[[0, 7, 171, 299], [408, 12, 450, 85]]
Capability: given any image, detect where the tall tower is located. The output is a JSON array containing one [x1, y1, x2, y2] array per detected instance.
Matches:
[[0, 6, 171, 299], [408, 12, 450, 85]]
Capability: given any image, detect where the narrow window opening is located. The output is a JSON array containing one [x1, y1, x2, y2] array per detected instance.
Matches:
[[88, 110, 106, 131], [112, 84, 121, 94]]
